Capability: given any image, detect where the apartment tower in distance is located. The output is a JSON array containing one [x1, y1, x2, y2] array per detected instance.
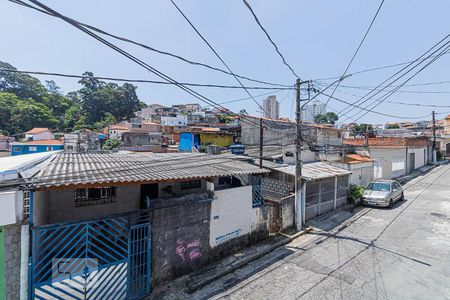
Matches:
[[301, 100, 327, 123], [263, 95, 279, 119]]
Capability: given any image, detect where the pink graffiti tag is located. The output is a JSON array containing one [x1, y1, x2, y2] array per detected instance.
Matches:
[[176, 239, 202, 261], [176, 239, 186, 261], [189, 248, 202, 260], [187, 240, 200, 248]]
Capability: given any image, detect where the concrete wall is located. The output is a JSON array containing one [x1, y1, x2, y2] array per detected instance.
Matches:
[[34, 185, 140, 225], [0, 190, 22, 226], [281, 195, 295, 230], [210, 186, 268, 247], [368, 148, 406, 180], [2, 224, 21, 300], [332, 161, 374, 187], [151, 194, 211, 286], [407, 147, 427, 172]]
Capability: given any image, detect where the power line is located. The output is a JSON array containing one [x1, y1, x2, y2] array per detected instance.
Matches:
[[18, 0, 269, 134], [314, 50, 450, 81], [321, 0, 385, 114], [242, 0, 300, 79], [338, 35, 450, 119], [169, 0, 273, 120], [9, 0, 290, 88], [351, 41, 450, 123], [318, 92, 432, 120], [0, 68, 293, 91]]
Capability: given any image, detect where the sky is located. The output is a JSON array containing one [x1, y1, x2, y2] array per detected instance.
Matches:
[[1, 0, 450, 125]]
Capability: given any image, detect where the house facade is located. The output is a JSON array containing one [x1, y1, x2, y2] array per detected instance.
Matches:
[[0, 134, 14, 152], [24, 128, 54, 141], [64, 129, 101, 152], [344, 137, 429, 180], [11, 140, 64, 156], [7, 152, 269, 299]]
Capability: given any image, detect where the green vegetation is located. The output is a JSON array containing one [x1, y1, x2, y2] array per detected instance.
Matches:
[[102, 138, 122, 150], [314, 112, 338, 125], [348, 184, 365, 204], [0, 61, 146, 136], [386, 123, 400, 129], [351, 123, 373, 137]]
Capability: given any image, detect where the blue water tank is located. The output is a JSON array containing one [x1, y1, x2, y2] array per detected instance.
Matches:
[[230, 144, 245, 155]]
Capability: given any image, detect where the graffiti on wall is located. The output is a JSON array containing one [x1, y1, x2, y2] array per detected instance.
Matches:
[[176, 239, 202, 262], [214, 229, 241, 246]]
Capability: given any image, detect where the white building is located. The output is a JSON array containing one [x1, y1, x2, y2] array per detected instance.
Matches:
[[161, 114, 188, 127], [301, 100, 327, 123], [24, 128, 54, 141], [263, 96, 279, 119]]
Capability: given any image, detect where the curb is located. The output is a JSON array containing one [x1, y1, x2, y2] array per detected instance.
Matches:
[[186, 228, 312, 293]]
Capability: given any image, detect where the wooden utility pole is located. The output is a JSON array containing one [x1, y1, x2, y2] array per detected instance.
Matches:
[[432, 110, 436, 162], [295, 79, 304, 230], [259, 117, 263, 168]]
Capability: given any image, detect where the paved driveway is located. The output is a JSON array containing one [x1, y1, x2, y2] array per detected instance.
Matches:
[[203, 164, 450, 300]]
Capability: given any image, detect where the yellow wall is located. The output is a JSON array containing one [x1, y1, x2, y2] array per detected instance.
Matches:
[[200, 133, 234, 147]]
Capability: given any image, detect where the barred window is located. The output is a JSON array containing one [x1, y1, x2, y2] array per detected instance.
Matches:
[[75, 187, 117, 207], [180, 180, 201, 190]]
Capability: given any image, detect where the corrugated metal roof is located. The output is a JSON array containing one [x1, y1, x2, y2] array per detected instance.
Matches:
[[31, 152, 269, 189], [261, 161, 351, 180]]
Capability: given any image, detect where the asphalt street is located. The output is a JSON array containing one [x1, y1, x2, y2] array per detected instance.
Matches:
[[189, 164, 450, 300]]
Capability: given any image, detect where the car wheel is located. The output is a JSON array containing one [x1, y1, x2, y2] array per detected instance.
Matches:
[[388, 199, 394, 208], [400, 192, 404, 201]]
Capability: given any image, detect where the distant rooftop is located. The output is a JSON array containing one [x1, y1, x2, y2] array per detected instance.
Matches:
[[24, 127, 51, 134]]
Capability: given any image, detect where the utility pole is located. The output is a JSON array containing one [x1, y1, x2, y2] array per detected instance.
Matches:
[[259, 117, 263, 168], [432, 110, 436, 163], [295, 79, 304, 230]]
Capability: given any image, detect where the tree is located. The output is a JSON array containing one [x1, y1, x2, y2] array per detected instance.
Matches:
[[103, 138, 121, 150], [78, 72, 142, 124], [351, 123, 373, 137], [0, 61, 48, 102], [314, 112, 339, 125], [0, 92, 59, 135], [386, 123, 400, 129]]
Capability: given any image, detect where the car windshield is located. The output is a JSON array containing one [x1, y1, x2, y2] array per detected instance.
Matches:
[[367, 182, 391, 191]]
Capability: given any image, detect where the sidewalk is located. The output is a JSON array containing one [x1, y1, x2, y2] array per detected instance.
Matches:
[[394, 161, 447, 184], [149, 229, 310, 299], [149, 162, 446, 299]]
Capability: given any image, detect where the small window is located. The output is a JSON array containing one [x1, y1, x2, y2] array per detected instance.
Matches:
[[46, 146, 53, 151], [13, 147, 21, 152], [29, 146, 37, 152], [75, 187, 117, 207], [180, 180, 201, 190]]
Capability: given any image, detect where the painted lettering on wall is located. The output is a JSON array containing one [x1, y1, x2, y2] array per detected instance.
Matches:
[[176, 239, 202, 262], [215, 229, 241, 246]]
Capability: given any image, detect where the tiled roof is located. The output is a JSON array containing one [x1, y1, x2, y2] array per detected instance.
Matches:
[[343, 137, 428, 148], [15, 140, 63, 145], [25, 127, 50, 134], [344, 154, 373, 164], [261, 161, 351, 180], [31, 152, 269, 189]]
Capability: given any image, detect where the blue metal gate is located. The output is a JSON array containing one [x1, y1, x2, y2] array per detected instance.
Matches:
[[31, 212, 151, 299]]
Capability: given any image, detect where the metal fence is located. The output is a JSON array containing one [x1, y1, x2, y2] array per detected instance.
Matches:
[[31, 210, 151, 299]]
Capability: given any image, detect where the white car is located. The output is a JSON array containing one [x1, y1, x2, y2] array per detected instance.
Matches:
[[362, 180, 404, 208]]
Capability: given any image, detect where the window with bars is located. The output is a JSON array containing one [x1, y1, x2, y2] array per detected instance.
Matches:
[[180, 180, 201, 190], [251, 176, 262, 207], [23, 190, 30, 221], [75, 187, 117, 207]]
